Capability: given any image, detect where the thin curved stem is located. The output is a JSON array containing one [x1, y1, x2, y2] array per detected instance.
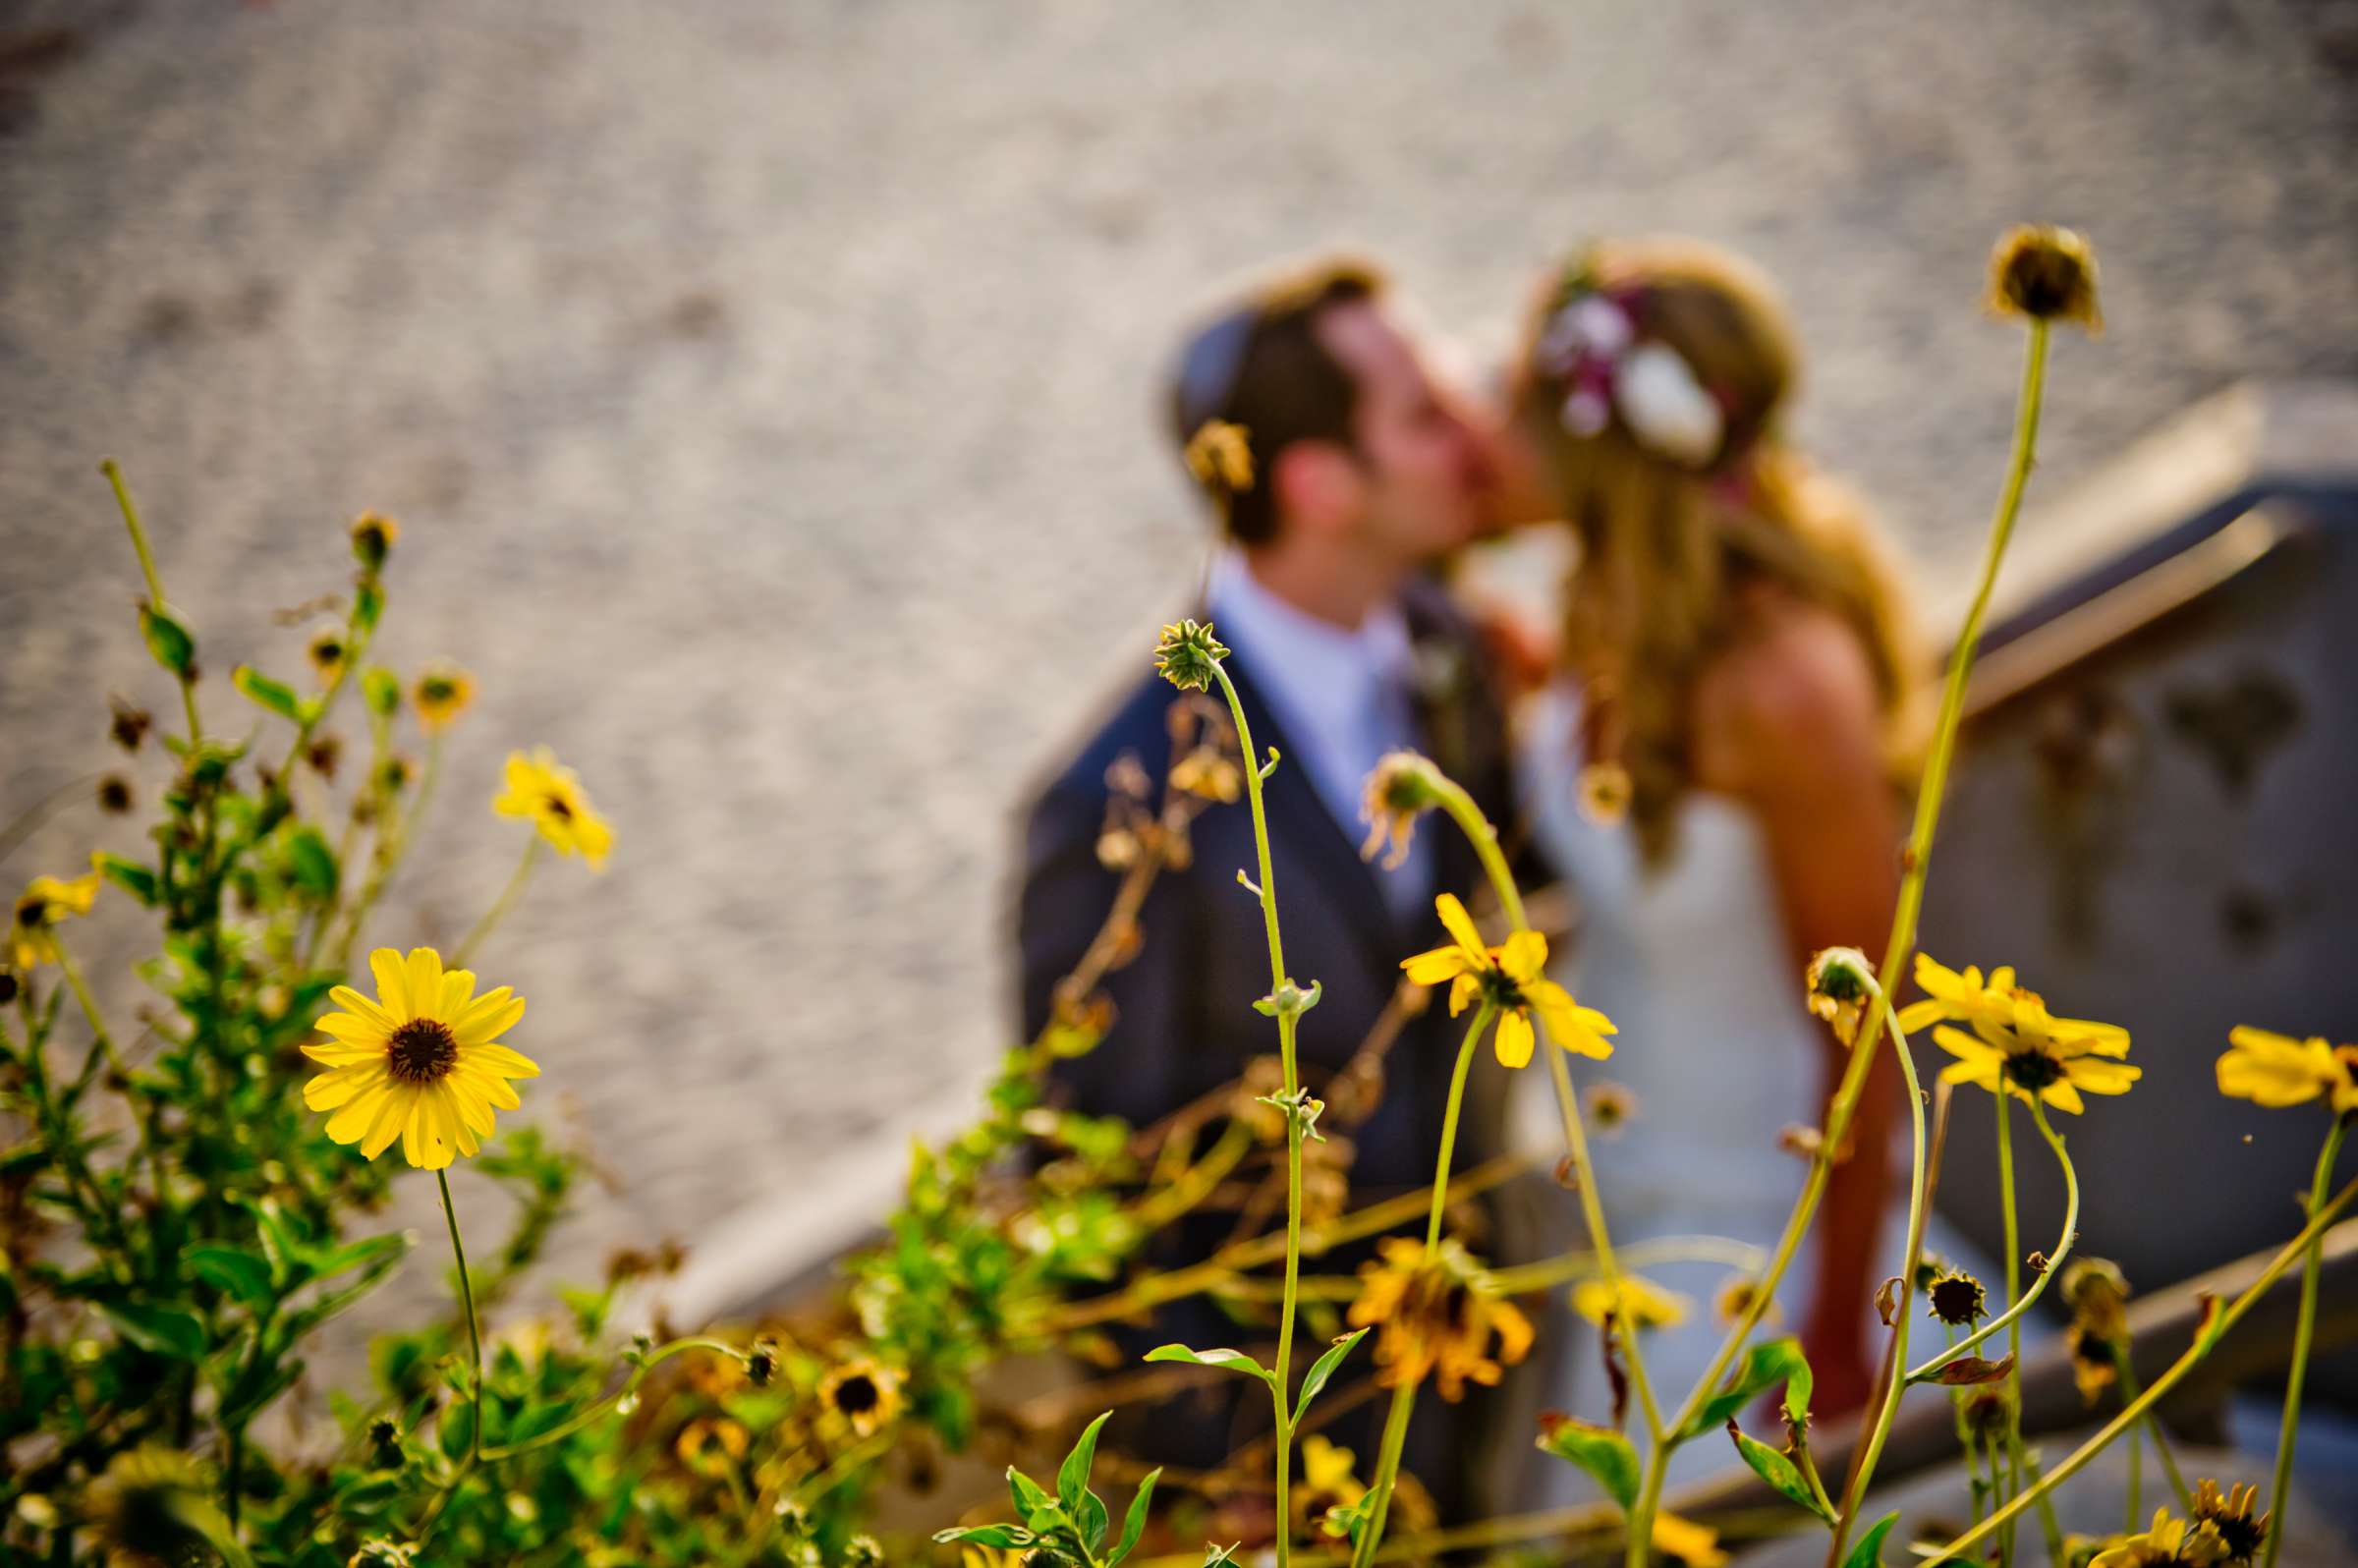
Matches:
[[1934, 1171, 2358, 1565], [1347, 1003, 1493, 1568], [1209, 661, 1306, 1568], [102, 459, 201, 743], [455, 836, 540, 968], [1825, 993, 1931, 1567], [478, 1337, 744, 1460], [1907, 1099, 2078, 1383], [411, 1170, 486, 1548], [2260, 1116, 2344, 1568]]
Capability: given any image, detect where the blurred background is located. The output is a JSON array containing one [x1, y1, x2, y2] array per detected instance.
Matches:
[[3, 0, 2356, 1310]]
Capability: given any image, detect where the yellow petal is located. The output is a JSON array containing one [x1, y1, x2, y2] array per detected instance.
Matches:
[[1497, 929, 1548, 983], [1433, 893, 1487, 965], [453, 985, 526, 1045], [315, 1011, 391, 1046], [302, 1038, 382, 1067], [1447, 972, 1481, 1017], [305, 1064, 382, 1110], [1653, 1511, 1729, 1568], [437, 966, 477, 1022], [405, 950, 445, 1018], [454, 1068, 523, 1111], [1895, 998, 1943, 1034], [448, 1080, 498, 1139], [2065, 1058, 2142, 1093], [361, 1087, 412, 1158], [325, 1081, 392, 1144], [1402, 947, 1472, 985], [2041, 1080, 2086, 1115], [1493, 1009, 1535, 1069], [326, 984, 397, 1034], [368, 948, 411, 1020], [438, 1084, 481, 1158], [462, 1041, 540, 1080]]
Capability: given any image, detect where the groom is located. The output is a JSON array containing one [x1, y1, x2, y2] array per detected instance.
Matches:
[[1014, 256, 1520, 1517]]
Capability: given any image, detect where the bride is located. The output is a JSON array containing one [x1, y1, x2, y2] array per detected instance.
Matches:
[[1488, 239, 1950, 1488]]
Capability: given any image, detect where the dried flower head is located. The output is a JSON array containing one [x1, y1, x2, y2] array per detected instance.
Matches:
[[109, 695, 152, 752], [1347, 1237, 1535, 1402], [350, 511, 399, 572], [1577, 760, 1633, 826], [2063, 1257, 2131, 1340], [96, 773, 134, 814], [308, 626, 350, 684], [1805, 945, 1876, 1045], [1961, 1386, 2012, 1439], [414, 663, 477, 735], [1584, 1080, 1637, 1136], [1926, 1268, 1989, 1326], [1988, 225, 2102, 333], [1183, 419, 1256, 515], [2189, 1481, 2269, 1564], [1359, 751, 1447, 869], [305, 734, 343, 779], [1152, 619, 1230, 693], [746, 1337, 780, 1388], [2068, 1323, 2119, 1406]]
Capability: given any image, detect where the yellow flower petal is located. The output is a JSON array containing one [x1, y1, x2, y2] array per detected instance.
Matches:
[[1653, 1510, 1729, 1568], [1493, 1009, 1535, 1069], [368, 949, 411, 1021], [2218, 1028, 2334, 1107], [361, 1088, 412, 1158], [304, 1064, 382, 1110], [325, 1081, 393, 1144], [1447, 972, 1482, 1017], [1402, 946, 1473, 985], [463, 1042, 540, 1080], [1496, 929, 1548, 984], [1433, 894, 1487, 965], [2041, 1081, 2086, 1115]]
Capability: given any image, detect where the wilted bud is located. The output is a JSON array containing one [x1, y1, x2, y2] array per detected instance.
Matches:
[[350, 511, 399, 573], [306, 734, 343, 779], [1153, 619, 1230, 694], [96, 774, 134, 815], [1359, 751, 1447, 870], [1805, 946, 1875, 1045], [108, 696, 151, 752], [0, 971, 19, 1007], [1987, 225, 2102, 334], [307, 626, 350, 685], [2061, 1257, 2130, 1342], [746, 1337, 779, 1388]]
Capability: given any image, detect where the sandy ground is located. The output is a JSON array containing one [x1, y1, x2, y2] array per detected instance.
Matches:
[[4, 1, 2356, 1298]]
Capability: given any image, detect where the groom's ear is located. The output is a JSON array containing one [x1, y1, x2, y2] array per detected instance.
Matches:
[[1269, 439, 1364, 539]]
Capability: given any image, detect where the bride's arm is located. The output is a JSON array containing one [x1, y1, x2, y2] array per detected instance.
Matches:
[[1695, 604, 1904, 1419]]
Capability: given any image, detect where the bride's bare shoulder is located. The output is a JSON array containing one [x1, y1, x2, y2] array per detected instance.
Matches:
[[1691, 590, 1882, 796]]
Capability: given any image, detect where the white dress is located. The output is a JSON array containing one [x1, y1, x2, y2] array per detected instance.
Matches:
[[1498, 683, 2001, 1501]]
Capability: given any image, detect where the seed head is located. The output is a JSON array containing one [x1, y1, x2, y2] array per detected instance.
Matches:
[[1987, 225, 2102, 333], [1926, 1269, 1988, 1326], [1805, 946, 1876, 1045], [1359, 751, 1448, 869], [96, 774, 134, 814]]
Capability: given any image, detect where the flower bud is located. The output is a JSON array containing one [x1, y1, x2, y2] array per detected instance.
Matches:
[[1153, 619, 1230, 693], [350, 511, 399, 573], [1987, 225, 2102, 333]]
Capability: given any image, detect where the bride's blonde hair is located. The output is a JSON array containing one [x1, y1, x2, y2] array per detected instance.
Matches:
[[1509, 237, 1923, 863]]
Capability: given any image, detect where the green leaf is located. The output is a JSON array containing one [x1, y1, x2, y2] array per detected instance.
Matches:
[[232, 665, 305, 722], [1057, 1410, 1111, 1519], [285, 826, 339, 899], [1784, 1352, 1816, 1432], [99, 1300, 207, 1361], [184, 1245, 275, 1309], [1110, 1467, 1160, 1565], [1535, 1414, 1641, 1511], [931, 1525, 1035, 1550], [1843, 1510, 1901, 1568], [1681, 1336, 1810, 1439], [1080, 1486, 1110, 1554], [1294, 1326, 1371, 1426], [140, 603, 196, 674], [217, 1353, 304, 1428], [1144, 1343, 1276, 1387], [307, 1230, 411, 1282], [1728, 1421, 1834, 1524], [91, 853, 158, 907], [1009, 1465, 1053, 1528]]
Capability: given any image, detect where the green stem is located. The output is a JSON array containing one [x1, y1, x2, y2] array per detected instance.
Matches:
[[479, 1337, 744, 1460], [1908, 1101, 2079, 1383], [455, 836, 541, 968], [2112, 1343, 2191, 1512], [101, 459, 202, 744], [1209, 662, 1308, 1568], [410, 1171, 487, 1548], [1348, 1004, 1492, 1568], [1825, 994, 1932, 1568], [2260, 1115, 2344, 1568], [1934, 1171, 2358, 1565], [1993, 1091, 2023, 1568]]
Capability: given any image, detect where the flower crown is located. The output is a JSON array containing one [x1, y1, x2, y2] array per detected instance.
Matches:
[[1534, 266, 1727, 469]]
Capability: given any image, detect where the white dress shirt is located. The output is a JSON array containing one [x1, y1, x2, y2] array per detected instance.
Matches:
[[1205, 551, 1433, 922]]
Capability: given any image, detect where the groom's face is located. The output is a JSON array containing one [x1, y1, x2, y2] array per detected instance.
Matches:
[[1315, 300, 1494, 563]]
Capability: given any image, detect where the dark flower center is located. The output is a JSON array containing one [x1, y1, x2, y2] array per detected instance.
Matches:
[[2208, 1516, 2266, 1562], [1929, 1275, 1986, 1325], [387, 1019, 459, 1085], [2001, 1049, 2065, 1091], [542, 792, 574, 822], [1477, 969, 1527, 1013], [421, 678, 455, 702], [832, 1373, 879, 1416]]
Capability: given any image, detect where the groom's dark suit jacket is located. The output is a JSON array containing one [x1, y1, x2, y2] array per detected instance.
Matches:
[[1014, 576, 1520, 1514]]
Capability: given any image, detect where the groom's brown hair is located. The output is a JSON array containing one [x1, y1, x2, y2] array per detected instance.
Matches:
[[1168, 256, 1386, 545]]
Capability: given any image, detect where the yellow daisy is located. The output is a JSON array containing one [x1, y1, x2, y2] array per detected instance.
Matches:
[[1571, 1273, 1691, 1332], [1899, 953, 2128, 1050], [815, 1358, 903, 1442], [2218, 1026, 2358, 1114], [1400, 893, 1615, 1067], [413, 663, 477, 735], [492, 748, 614, 869], [2090, 1508, 2229, 1568], [302, 947, 536, 1171], [1346, 1237, 1535, 1403], [12, 872, 100, 971], [1934, 991, 2140, 1115]]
